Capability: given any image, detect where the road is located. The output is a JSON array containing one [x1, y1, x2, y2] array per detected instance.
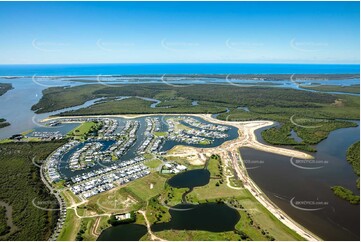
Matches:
[[39, 163, 66, 241], [138, 210, 165, 241]]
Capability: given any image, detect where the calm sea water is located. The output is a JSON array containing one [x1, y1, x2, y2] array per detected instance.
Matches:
[[0, 63, 359, 76]]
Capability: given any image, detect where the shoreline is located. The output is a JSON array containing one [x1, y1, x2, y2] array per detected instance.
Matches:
[[1, 73, 359, 79], [42, 113, 319, 240]]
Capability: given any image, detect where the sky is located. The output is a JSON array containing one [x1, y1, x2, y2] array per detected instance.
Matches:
[[0, 1, 359, 64]]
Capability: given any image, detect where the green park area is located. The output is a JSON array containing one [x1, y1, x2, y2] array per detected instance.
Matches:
[[67, 121, 101, 140], [147, 155, 304, 241]]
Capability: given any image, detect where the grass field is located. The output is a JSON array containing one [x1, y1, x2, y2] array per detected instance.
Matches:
[[124, 173, 168, 202], [76, 217, 97, 241], [67, 121, 99, 140], [154, 131, 168, 137], [61, 190, 82, 205], [57, 209, 81, 241], [144, 158, 163, 169], [86, 187, 141, 214], [207, 155, 222, 177]]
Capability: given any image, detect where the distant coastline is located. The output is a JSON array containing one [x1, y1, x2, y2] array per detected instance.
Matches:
[[0, 63, 359, 76], [0, 73, 359, 80]]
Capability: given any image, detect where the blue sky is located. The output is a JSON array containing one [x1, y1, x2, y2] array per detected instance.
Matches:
[[0, 1, 359, 64]]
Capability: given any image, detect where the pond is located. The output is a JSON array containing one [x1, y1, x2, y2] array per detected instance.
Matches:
[[167, 169, 210, 189], [151, 203, 240, 232], [97, 224, 147, 241]]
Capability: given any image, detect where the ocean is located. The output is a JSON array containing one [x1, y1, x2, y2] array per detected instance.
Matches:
[[0, 63, 359, 76]]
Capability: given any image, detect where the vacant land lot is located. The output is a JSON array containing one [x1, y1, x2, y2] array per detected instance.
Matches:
[[67, 121, 101, 140], [125, 173, 168, 202]]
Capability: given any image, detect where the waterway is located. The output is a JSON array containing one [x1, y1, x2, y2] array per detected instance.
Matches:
[[49, 115, 237, 180], [240, 121, 360, 240]]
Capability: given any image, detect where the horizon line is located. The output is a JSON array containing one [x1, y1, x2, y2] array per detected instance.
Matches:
[[0, 62, 359, 66]]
